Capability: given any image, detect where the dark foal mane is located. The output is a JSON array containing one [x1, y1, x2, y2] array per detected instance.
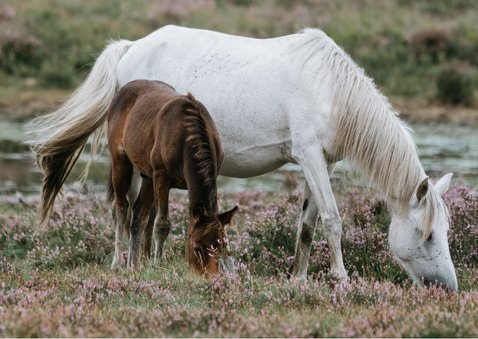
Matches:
[[183, 93, 217, 189]]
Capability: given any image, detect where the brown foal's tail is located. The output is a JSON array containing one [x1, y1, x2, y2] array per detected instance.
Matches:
[[25, 39, 132, 227]]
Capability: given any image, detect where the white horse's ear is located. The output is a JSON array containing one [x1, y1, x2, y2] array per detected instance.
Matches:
[[435, 173, 453, 196], [416, 177, 429, 202]]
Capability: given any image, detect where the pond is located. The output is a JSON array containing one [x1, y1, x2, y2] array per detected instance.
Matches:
[[0, 121, 476, 200]]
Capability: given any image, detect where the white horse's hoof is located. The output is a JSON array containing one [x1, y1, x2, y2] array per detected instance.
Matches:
[[331, 269, 349, 283], [288, 273, 308, 284], [111, 259, 121, 271]]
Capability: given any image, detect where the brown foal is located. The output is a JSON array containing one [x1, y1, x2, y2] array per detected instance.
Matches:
[[107, 80, 237, 275]]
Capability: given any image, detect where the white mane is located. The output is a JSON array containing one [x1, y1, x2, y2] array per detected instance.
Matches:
[[299, 28, 445, 236]]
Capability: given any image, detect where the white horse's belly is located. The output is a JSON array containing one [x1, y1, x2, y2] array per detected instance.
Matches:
[[219, 142, 291, 177]]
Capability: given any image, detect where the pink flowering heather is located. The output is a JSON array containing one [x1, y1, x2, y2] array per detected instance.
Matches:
[[1, 184, 477, 336]]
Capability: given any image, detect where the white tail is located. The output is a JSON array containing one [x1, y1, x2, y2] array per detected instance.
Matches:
[[27, 39, 131, 165], [26, 39, 131, 225]]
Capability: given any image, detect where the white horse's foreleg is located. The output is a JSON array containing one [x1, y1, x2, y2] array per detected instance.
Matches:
[[290, 164, 340, 280], [293, 146, 348, 282]]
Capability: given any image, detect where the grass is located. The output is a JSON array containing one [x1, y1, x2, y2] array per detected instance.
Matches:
[[1, 184, 478, 337]]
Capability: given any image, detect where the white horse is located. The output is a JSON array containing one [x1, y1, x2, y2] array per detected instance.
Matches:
[[28, 25, 458, 290]]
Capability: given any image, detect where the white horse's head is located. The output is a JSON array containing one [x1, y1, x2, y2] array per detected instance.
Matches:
[[388, 173, 457, 291]]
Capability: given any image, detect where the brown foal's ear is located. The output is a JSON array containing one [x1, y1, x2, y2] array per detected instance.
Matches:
[[416, 177, 429, 202], [192, 204, 207, 223], [218, 206, 238, 226]]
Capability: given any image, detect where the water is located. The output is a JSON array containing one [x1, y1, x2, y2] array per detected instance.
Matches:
[[413, 124, 478, 185], [0, 122, 476, 199]]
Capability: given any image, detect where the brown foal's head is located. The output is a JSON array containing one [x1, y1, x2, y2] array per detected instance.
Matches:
[[187, 205, 238, 276]]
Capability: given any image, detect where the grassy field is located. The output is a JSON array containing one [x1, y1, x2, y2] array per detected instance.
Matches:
[[1, 184, 478, 337], [1, 0, 478, 337], [0, 0, 477, 122]]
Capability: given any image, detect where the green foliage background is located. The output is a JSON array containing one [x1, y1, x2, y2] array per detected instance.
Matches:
[[0, 0, 477, 105]]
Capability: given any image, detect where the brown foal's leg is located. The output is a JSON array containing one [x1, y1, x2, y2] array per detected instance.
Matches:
[[142, 206, 156, 259], [128, 177, 154, 269], [152, 172, 171, 261], [111, 155, 133, 271]]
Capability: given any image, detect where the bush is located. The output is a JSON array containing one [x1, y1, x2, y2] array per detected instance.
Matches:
[[409, 29, 451, 64], [22, 196, 114, 269], [0, 217, 35, 260], [436, 68, 474, 106], [338, 191, 407, 284], [234, 199, 298, 276], [0, 34, 44, 75], [38, 60, 76, 88], [450, 23, 478, 66], [418, 0, 475, 15], [444, 185, 478, 269]]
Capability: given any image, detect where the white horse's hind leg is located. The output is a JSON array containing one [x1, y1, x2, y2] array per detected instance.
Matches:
[[289, 183, 318, 280], [292, 145, 348, 282]]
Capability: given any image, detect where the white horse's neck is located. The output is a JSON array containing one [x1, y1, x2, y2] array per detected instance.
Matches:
[[300, 29, 426, 213]]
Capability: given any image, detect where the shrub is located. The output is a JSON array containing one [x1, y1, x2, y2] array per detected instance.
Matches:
[[235, 199, 298, 276], [450, 23, 478, 66], [0, 217, 35, 260], [357, 29, 409, 86], [38, 60, 76, 88], [0, 34, 44, 75], [418, 0, 475, 15], [436, 68, 474, 106], [409, 29, 451, 64], [444, 185, 478, 269], [339, 191, 407, 284], [231, 0, 253, 6], [24, 196, 114, 269]]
